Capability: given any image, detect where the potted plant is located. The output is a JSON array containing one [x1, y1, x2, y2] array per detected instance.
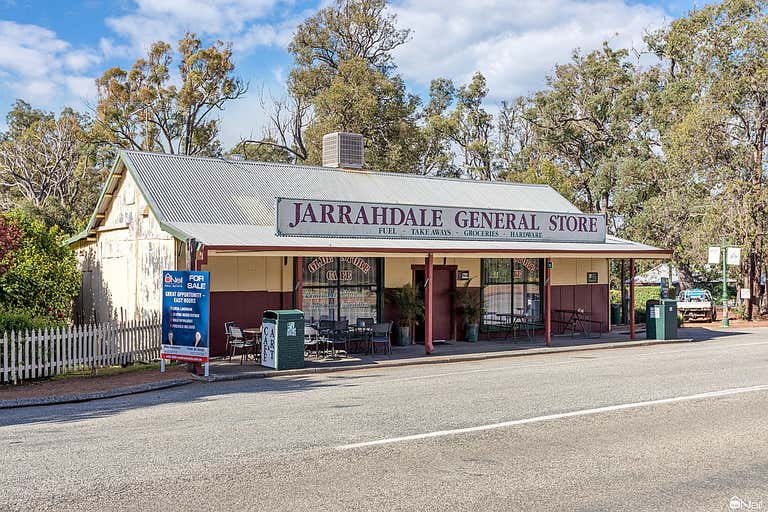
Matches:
[[455, 279, 483, 342], [388, 284, 424, 346]]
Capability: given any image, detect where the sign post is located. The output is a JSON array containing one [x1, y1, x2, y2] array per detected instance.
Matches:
[[161, 270, 210, 376], [721, 241, 730, 328], [713, 242, 741, 328]]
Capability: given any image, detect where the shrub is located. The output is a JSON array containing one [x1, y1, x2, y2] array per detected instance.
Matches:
[[0, 211, 80, 318], [0, 307, 59, 333]]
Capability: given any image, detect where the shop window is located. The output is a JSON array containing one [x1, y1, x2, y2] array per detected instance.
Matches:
[[481, 258, 543, 331], [301, 257, 380, 325]]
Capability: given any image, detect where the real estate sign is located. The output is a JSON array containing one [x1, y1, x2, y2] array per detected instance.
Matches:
[[276, 198, 607, 244], [161, 270, 210, 363]]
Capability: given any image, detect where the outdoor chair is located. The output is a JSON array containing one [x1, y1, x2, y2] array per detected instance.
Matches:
[[228, 326, 255, 364], [318, 319, 335, 338], [304, 326, 322, 358], [371, 321, 393, 356], [349, 317, 374, 352], [327, 319, 349, 358], [225, 321, 239, 359]]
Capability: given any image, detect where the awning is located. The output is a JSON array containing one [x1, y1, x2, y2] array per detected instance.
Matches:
[[172, 223, 671, 259]]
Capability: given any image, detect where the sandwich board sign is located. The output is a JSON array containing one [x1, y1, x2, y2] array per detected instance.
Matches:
[[161, 270, 210, 375]]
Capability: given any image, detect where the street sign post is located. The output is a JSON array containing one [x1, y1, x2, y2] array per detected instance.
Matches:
[[718, 241, 742, 328]]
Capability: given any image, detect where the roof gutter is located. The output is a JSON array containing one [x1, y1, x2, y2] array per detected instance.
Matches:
[[203, 244, 673, 257]]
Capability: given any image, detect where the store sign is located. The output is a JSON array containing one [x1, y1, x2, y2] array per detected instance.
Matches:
[[161, 271, 210, 363], [276, 198, 606, 244]]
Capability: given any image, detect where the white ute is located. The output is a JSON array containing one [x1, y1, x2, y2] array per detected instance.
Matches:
[[677, 289, 717, 322]]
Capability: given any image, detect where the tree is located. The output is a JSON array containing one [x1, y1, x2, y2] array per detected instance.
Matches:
[[0, 211, 80, 319], [446, 72, 495, 180], [417, 78, 459, 177], [288, 0, 410, 90], [0, 100, 101, 232], [301, 57, 422, 172], [256, 0, 419, 169], [227, 138, 293, 163], [94, 33, 246, 156], [520, 44, 653, 217], [646, 0, 768, 316]]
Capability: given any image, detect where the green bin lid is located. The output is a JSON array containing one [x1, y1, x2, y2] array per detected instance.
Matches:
[[263, 309, 305, 319]]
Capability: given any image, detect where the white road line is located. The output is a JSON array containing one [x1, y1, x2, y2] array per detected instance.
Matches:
[[334, 339, 768, 386], [335, 384, 768, 450]]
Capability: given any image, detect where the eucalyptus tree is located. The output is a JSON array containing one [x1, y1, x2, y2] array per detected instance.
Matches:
[[94, 32, 246, 156], [647, 0, 768, 315]]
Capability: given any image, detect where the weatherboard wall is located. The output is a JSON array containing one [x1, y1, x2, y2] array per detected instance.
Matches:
[[74, 170, 176, 324]]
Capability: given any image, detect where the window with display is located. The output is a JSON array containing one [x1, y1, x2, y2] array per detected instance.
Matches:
[[481, 258, 543, 330], [301, 257, 381, 325]]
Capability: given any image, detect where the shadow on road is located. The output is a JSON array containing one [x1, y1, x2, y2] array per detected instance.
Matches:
[[1, 325, 761, 428], [679, 326, 751, 341], [0, 371, 386, 428]]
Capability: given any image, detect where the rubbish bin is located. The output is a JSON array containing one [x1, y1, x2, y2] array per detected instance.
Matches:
[[654, 299, 678, 340], [645, 299, 660, 339], [610, 303, 622, 325], [261, 309, 305, 370]]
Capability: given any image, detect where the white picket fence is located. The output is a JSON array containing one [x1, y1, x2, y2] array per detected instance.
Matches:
[[1, 319, 161, 384]]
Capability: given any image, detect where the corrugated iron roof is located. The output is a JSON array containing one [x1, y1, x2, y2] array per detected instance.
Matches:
[[122, 150, 580, 226], [69, 150, 669, 256]]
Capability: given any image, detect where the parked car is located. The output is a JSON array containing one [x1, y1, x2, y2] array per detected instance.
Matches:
[[677, 289, 717, 322]]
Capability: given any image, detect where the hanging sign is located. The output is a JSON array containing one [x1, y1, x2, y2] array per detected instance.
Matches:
[[276, 198, 607, 244], [727, 247, 741, 266], [660, 277, 670, 299], [707, 247, 721, 265], [161, 271, 210, 363]]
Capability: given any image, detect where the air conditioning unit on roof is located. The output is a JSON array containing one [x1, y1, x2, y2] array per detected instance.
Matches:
[[322, 132, 364, 169]]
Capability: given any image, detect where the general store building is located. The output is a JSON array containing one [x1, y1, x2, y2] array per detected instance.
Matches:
[[69, 137, 669, 356]]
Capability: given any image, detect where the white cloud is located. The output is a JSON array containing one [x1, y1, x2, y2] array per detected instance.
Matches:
[[390, 0, 669, 99], [105, 0, 296, 54], [0, 21, 68, 77], [0, 21, 100, 107]]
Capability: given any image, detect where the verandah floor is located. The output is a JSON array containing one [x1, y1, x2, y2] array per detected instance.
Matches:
[[207, 325, 647, 379]]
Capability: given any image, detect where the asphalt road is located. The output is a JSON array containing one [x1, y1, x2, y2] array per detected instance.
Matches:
[[1, 326, 767, 511]]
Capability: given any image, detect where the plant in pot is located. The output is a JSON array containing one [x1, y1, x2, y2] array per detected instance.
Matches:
[[455, 279, 483, 342], [388, 284, 424, 346]]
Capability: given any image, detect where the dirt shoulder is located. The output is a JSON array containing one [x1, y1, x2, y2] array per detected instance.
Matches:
[[0, 365, 191, 401]]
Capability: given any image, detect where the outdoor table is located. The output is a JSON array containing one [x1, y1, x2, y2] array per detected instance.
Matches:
[[553, 309, 595, 338], [242, 327, 262, 360], [349, 325, 374, 354], [491, 313, 528, 340]]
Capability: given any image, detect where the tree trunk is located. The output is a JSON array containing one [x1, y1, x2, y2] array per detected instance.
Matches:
[[676, 261, 696, 291]]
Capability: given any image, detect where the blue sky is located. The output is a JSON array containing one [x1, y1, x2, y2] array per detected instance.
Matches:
[[0, 0, 699, 148]]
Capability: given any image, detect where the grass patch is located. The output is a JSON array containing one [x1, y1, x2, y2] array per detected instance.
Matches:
[[49, 362, 174, 381]]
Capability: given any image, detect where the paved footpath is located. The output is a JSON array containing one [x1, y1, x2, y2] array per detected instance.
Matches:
[[1, 326, 766, 511]]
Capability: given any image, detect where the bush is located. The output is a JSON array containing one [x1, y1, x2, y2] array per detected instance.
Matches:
[[0, 307, 59, 333], [0, 211, 80, 318], [610, 286, 680, 323]]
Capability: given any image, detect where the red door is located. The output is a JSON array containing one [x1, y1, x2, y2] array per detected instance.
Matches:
[[432, 268, 454, 341], [413, 266, 456, 342]]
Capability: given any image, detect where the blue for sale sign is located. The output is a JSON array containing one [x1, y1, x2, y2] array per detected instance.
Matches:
[[161, 270, 210, 363]]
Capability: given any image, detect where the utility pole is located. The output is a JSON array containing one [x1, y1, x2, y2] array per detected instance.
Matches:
[[721, 238, 730, 328]]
